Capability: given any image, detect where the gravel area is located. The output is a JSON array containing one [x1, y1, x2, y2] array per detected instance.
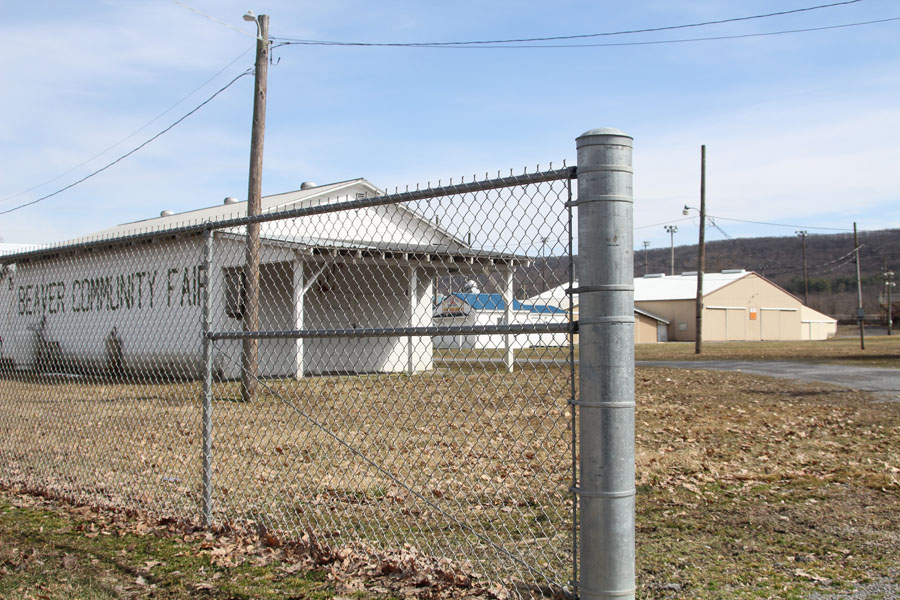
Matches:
[[637, 360, 900, 403], [807, 575, 900, 599]]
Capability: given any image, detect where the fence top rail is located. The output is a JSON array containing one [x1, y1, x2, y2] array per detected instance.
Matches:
[[207, 321, 576, 340], [0, 166, 575, 266]]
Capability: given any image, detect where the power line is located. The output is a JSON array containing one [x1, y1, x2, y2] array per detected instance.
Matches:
[[706, 217, 776, 272], [272, 0, 865, 47], [709, 215, 853, 232], [465, 17, 900, 50], [634, 216, 695, 230], [1, 47, 254, 206], [0, 70, 251, 217], [272, 18, 900, 51], [173, 0, 257, 39], [764, 246, 860, 276], [634, 217, 694, 231], [636, 213, 853, 233]]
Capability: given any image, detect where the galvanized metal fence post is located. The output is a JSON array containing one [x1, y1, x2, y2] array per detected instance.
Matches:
[[575, 129, 635, 600], [201, 229, 214, 526]]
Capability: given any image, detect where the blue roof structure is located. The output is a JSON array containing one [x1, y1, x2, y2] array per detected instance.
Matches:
[[451, 293, 565, 314]]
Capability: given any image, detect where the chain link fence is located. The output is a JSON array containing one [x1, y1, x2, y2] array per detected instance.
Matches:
[[0, 166, 580, 595], [0, 129, 637, 599]]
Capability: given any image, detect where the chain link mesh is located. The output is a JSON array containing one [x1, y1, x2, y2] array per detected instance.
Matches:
[[0, 167, 577, 596]]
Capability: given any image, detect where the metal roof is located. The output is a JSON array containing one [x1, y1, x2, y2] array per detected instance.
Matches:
[[97, 179, 370, 238], [526, 284, 571, 309], [0, 171, 574, 267], [527, 270, 752, 307], [449, 293, 566, 314], [634, 270, 750, 301], [0, 178, 524, 265], [634, 307, 670, 324]]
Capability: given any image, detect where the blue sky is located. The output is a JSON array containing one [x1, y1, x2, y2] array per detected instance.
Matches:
[[1, 0, 898, 253]]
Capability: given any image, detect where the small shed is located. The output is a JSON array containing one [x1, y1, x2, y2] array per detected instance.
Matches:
[[635, 307, 670, 343], [634, 270, 837, 342], [433, 290, 568, 349], [525, 282, 670, 343]]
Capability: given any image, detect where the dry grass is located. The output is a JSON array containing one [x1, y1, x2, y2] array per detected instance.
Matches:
[[1, 360, 899, 598], [0, 366, 574, 593], [633, 367, 900, 598], [439, 333, 900, 368]]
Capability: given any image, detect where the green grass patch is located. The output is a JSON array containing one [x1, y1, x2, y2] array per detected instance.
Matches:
[[0, 495, 333, 599]]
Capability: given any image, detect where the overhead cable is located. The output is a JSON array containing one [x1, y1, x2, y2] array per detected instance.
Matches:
[[0, 70, 251, 216], [1, 47, 254, 206], [272, 18, 900, 50], [709, 215, 853, 232], [173, 0, 257, 39], [637, 213, 853, 233], [272, 0, 866, 47]]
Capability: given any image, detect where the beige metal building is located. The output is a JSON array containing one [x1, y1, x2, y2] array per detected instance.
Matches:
[[635, 308, 670, 343], [634, 270, 837, 342]]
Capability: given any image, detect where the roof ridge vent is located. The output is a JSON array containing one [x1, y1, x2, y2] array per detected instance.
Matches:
[[721, 269, 746, 274], [644, 273, 665, 278], [681, 271, 697, 276], [160, 210, 175, 217]]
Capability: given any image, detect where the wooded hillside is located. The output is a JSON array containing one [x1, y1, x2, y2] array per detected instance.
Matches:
[[502, 229, 899, 322], [634, 228, 900, 321]]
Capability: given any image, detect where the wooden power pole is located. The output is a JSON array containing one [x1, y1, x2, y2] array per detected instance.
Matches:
[[694, 145, 706, 355], [854, 222, 865, 350], [242, 13, 269, 403]]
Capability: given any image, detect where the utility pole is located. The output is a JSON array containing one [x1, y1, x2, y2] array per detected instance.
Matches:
[[664, 225, 677, 276], [642, 241, 650, 275], [796, 230, 809, 305], [884, 268, 895, 336], [241, 12, 268, 403], [694, 145, 706, 355], [854, 222, 865, 350]]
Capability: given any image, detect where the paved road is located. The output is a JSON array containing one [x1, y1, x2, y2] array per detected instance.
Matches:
[[437, 356, 900, 402], [637, 360, 900, 403]]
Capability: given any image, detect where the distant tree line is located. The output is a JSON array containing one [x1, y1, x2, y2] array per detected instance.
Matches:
[[440, 228, 899, 323], [781, 275, 884, 296]]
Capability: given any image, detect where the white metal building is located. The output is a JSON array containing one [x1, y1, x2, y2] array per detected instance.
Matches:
[[433, 290, 568, 349], [0, 179, 524, 378]]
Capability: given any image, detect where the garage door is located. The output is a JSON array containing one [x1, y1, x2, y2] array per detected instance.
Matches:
[[726, 308, 747, 340], [706, 308, 726, 340], [760, 308, 799, 340]]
